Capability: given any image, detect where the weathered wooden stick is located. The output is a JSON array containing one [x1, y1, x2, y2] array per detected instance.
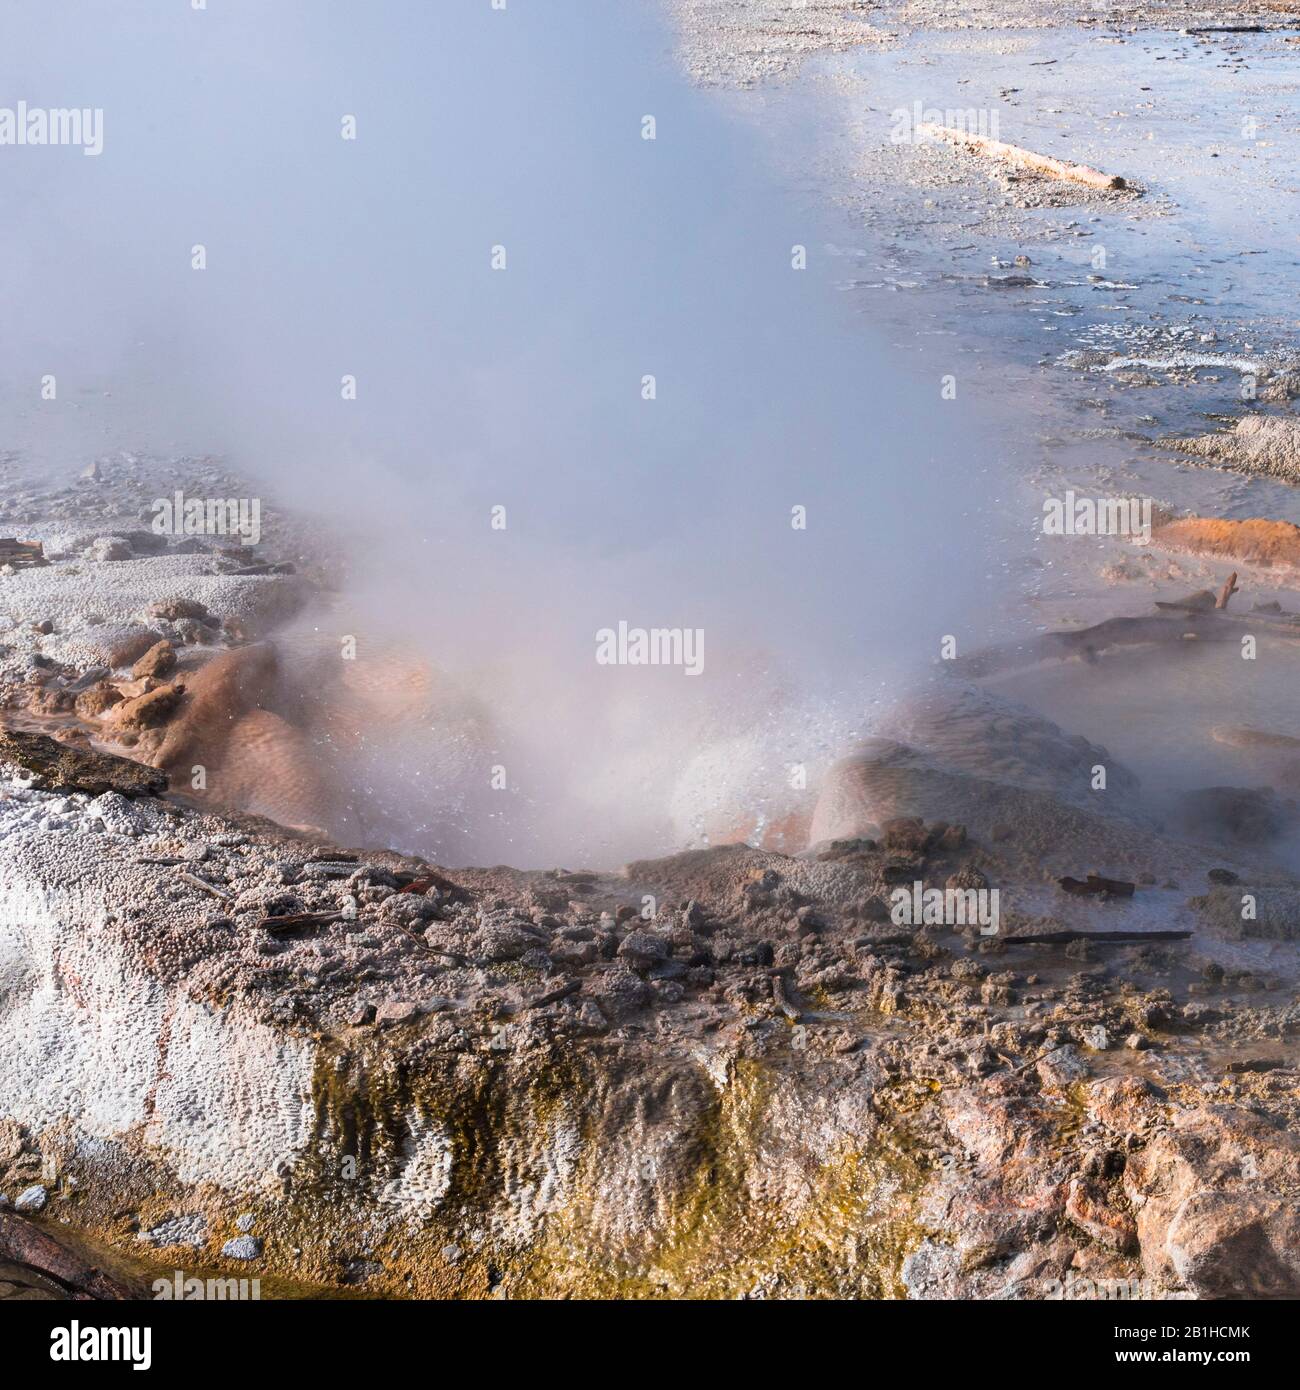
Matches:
[[916, 123, 1128, 191], [1155, 588, 1218, 613], [955, 597, 1300, 678], [1009, 929, 1189, 944], [858, 928, 1188, 947], [176, 870, 228, 901], [1011, 1042, 1071, 1075], [387, 917, 465, 965], [1217, 571, 1239, 610], [1154, 602, 1300, 635], [255, 910, 343, 932], [519, 978, 581, 1011], [0, 1213, 142, 1299], [1059, 873, 1136, 898]]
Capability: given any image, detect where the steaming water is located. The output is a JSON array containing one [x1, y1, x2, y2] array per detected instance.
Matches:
[[823, 25, 1300, 442], [1, 1, 1017, 865], [987, 635, 1300, 871]]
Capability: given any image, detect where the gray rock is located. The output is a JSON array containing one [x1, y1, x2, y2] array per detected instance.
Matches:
[[84, 536, 133, 562], [375, 1000, 419, 1026], [617, 929, 670, 968], [14, 1185, 48, 1213], [472, 923, 542, 962], [221, 1235, 262, 1261], [1036, 1044, 1090, 1089], [587, 966, 651, 1021], [137, 1213, 208, 1249], [121, 529, 169, 555], [380, 893, 439, 926]]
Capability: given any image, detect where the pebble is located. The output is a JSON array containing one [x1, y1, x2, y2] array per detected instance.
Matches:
[[14, 1184, 48, 1213], [221, 1235, 263, 1260], [375, 1000, 419, 1026]]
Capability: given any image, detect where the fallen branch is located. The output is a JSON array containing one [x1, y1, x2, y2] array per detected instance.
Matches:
[[1010, 1042, 1071, 1076], [255, 910, 343, 933], [952, 611, 1229, 677], [1005, 930, 1190, 944], [176, 871, 228, 901], [1217, 571, 1239, 610], [917, 123, 1129, 191], [1058, 873, 1136, 898], [951, 593, 1300, 677], [0, 1212, 141, 1299], [852, 927, 1187, 947], [519, 978, 581, 1011]]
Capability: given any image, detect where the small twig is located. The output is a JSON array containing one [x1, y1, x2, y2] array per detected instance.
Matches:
[[176, 871, 228, 901], [519, 978, 581, 1012], [1010, 1043, 1071, 1076], [1005, 929, 1190, 944], [256, 910, 343, 933]]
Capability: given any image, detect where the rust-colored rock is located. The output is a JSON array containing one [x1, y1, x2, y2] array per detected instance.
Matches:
[[146, 597, 211, 623], [1065, 1177, 1137, 1254], [1088, 1075, 1165, 1133], [73, 681, 124, 720], [1152, 514, 1300, 570], [1124, 1104, 1300, 1298], [130, 638, 177, 681], [109, 680, 186, 733], [102, 628, 167, 668]]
